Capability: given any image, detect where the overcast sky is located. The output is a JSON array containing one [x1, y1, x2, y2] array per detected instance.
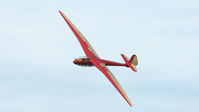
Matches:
[[0, 0, 199, 112]]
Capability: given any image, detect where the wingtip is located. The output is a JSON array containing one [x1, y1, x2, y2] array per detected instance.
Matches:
[[58, 10, 62, 13], [128, 101, 133, 107], [129, 103, 133, 107]]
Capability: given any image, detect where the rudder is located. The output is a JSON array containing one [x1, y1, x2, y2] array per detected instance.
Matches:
[[129, 55, 138, 66]]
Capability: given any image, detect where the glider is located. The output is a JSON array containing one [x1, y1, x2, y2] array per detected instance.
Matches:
[[59, 10, 138, 107]]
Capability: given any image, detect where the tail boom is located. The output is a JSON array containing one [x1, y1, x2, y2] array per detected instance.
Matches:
[[100, 59, 126, 66]]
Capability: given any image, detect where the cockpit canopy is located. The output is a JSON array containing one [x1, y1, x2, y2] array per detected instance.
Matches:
[[73, 56, 93, 66], [75, 56, 90, 62]]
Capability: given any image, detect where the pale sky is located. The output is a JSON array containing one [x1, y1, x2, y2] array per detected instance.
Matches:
[[0, 0, 199, 112]]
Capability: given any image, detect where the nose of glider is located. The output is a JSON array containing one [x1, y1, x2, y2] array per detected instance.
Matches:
[[73, 59, 77, 64]]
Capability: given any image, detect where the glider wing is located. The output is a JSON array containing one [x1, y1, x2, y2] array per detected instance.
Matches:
[[90, 58, 133, 107], [59, 10, 99, 58]]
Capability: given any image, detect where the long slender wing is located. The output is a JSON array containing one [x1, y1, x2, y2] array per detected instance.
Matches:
[[59, 10, 99, 58], [90, 58, 133, 107]]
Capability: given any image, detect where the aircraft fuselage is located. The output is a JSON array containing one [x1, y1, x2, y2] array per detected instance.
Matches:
[[73, 57, 127, 67]]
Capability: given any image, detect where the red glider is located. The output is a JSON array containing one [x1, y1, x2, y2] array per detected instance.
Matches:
[[59, 11, 138, 107]]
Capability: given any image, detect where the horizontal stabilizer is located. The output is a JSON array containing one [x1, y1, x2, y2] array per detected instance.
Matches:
[[121, 54, 138, 72]]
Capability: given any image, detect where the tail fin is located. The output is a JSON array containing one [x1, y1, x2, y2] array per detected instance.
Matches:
[[121, 54, 138, 72]]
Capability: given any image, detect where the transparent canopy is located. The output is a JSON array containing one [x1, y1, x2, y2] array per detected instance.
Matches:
[[76, 56, 89, 59]]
